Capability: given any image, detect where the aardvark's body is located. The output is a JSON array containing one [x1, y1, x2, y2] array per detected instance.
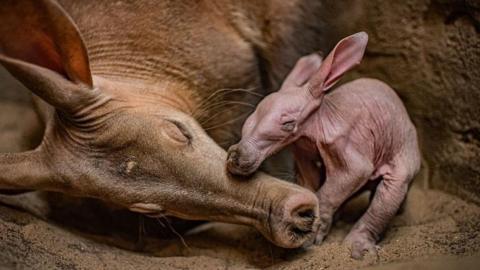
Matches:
[[0, 0, 329, 248], [227, 32, 421, 258]]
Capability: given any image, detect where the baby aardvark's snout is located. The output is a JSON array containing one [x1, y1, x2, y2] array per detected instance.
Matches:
[[226, 143, 260, 176]]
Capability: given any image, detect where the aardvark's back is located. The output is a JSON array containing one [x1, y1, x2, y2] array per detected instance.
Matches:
[[321, 78, 420, 172]]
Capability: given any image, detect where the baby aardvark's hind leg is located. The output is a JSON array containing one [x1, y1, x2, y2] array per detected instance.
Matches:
[[344, 161, 412, 259]]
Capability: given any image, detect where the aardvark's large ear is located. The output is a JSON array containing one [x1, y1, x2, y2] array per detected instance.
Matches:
[[280, 53, 323, 90], [0, 0, 95, 113], [307, 32, 368, 97]]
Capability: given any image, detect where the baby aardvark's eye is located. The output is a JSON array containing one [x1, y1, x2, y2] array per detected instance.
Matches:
[[281, 120, 296, 132]]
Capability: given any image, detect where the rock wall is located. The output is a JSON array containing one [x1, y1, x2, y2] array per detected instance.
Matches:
[[321, 0, 480, 204], [0, 1, 479, 268]]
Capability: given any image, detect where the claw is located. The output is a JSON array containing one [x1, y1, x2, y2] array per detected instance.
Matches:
[[314, 231, 328, 245], [349, 240, 379, 260], [313, 212, 332, 245], [344, 232, 379, 260]]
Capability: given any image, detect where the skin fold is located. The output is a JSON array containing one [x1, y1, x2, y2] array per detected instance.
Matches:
[[227, 32, 421, 258], [0, 0, 331, 248]]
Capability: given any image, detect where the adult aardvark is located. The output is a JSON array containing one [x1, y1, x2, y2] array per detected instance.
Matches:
[[0, 0, 327, 248]]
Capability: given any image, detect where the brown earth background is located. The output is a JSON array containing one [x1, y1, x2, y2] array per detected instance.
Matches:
[[1, 0, 479, 269]]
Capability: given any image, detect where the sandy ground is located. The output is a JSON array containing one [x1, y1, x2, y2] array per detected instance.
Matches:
[[0, 186, 479, 269], [0, 97, 479, 269]]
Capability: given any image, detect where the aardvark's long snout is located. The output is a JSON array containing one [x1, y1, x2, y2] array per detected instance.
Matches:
[[242, 172, 320, 248], [272, 190, 320, 248], [225, 143, 320, 248], [128, 112, 321, 248]]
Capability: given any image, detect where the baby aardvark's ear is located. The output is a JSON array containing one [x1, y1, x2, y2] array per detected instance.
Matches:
[[307, 32, 368, 97], [281, 53, 323, 90]]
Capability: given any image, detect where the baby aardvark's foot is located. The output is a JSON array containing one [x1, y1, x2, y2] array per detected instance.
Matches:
[[344, 231, 379, 259], [313, 211, 333, 245]]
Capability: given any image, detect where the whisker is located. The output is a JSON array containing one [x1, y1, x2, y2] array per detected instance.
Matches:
[[198, 102, 255, 126], [193, 88, 241, 117], [201, 100, 257, 112], [194, 100, 242, 121], [157, 216, 190, 249], [221, 88, 264, 98], [136, 215, 146, 250], [193, 88, 233, 115], [203, 112, 251, 131], [268, 243, 275, 265], [192, 87, 261, 118], [155, 216, 167, 228]]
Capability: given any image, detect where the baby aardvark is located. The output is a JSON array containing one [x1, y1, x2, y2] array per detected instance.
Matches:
[[226, 32, 420, 259]]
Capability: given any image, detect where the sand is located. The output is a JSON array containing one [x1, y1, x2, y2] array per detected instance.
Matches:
[[0, 185, 479, 270]]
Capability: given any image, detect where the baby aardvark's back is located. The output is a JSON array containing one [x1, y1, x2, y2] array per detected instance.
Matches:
[[308, 79, 420, 259], [320, 77, 419, 172]]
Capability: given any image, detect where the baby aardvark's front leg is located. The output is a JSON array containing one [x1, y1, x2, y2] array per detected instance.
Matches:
[[304, 145, 374, 248], [304, 144, 414, 259]]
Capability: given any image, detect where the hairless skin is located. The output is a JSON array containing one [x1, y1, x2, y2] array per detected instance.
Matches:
[[0, 0, 323, 248], [227, 32, 421, 259]]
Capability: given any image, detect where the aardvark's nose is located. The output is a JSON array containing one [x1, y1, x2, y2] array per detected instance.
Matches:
[[226, 144, 257, 175], [272, 190, 320, 248]]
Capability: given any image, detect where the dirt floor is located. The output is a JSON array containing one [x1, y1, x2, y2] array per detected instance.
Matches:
[[1, 180, 479, 269]]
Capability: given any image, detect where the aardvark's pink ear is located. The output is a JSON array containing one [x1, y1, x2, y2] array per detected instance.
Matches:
[[280, 53, 323, 90], [307, 32, 368, 97]]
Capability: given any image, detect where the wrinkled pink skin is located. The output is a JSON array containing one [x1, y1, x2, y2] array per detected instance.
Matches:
[[227, 33, 421, 259]]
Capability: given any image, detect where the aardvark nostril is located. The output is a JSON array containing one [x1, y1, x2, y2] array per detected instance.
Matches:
[[226, 145, 257, 176], [227, 150, 239, 166], [290, 206, 317, 233], [296, 208, 315, 219], [283, 192, 319, 240]]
